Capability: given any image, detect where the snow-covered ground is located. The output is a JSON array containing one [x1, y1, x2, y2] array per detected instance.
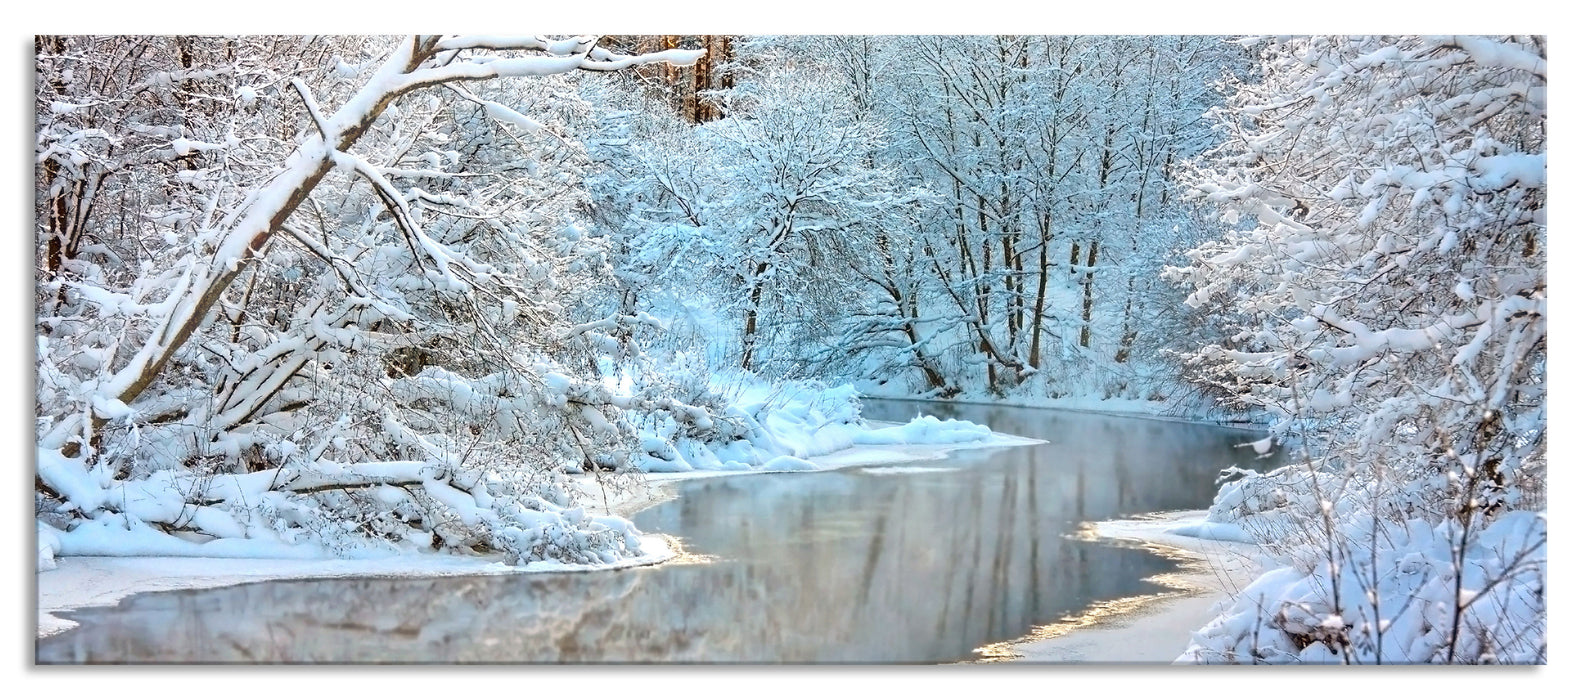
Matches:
[[984, 510, 1265, 664], [38, 423, 1040, 640], [993, 490, 1547, 665]]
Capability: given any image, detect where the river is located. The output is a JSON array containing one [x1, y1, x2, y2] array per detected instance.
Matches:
[[36, 400, 1280, 663]]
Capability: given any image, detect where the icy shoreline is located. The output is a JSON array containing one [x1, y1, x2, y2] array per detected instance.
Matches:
[[597, 430, 1041, 517], [982, 509, 1265, 664], [36, 428, 1041, 640]]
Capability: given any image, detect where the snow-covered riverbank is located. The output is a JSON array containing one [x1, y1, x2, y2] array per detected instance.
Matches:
[[37, 427, 1040, 640], [861, 391, 1267, 430], [982, 510, 1265, 664], [989, 498, 1547, 665]]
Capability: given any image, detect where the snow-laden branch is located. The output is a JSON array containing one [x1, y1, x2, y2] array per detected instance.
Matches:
[[435, 35, 593, 54], [559, 312, 665, 341], [401, 46, 703, 90], [1434, 35, 1547, 80]]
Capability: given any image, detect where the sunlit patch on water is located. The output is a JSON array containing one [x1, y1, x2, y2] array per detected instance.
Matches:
[[655, 534, 720, 566], [858, 466, 962, 476]]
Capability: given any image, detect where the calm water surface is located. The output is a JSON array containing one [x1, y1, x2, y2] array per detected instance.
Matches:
[[37, 400, 1280, 663]]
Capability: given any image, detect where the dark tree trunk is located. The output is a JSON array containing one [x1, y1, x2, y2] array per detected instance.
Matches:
[[740, 260, 771, 370], [1028, 217, 1052, 369], [1080, 240, 1098, 348]]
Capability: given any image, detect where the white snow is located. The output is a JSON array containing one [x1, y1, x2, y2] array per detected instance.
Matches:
[[483, 100, 544, 133], [995, 498, 1545, 665], [761, 454, 820, 471], [1163, 519, 1255, 543], [1174, 501, 1548, 664], [640, 433, 1036, 486], [851, 415, 992, 444]]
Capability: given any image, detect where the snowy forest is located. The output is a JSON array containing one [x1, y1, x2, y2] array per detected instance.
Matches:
[[34, 34, 1545, 664]]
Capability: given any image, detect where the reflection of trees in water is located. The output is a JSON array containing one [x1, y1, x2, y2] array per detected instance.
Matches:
[[863, 399, 1286, 517], [40, 405, 1284, 663]]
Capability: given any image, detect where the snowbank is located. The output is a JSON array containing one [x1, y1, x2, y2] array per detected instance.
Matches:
[[577, 426, 1038, 519], [632, 381, 1029, 474], [641, 435, 1035, 486], [36, 376, 1026, 570], [1175, 509, 1546, 664], [1159, 465, 1547, 664]]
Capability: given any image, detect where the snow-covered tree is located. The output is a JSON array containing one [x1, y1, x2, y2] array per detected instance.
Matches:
[[1168, 35, 1546, 663], [36, 35, 703, 565], [590, 40, 905, 375], [1170, 34, 1546, 515], [853, 35, 1235, 400], [707, 75, 900, 371], [581, 36, 1242, 405]]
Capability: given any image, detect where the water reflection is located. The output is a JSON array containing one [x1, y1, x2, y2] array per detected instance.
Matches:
[[38, 401, 1280, 663]]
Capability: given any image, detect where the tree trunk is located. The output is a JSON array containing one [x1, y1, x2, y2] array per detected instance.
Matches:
[[887, 282, 948, 392], [661, 35, 679, 88], [1080, 239, 1098, 348], [903, 319, 949, 392], [740, 260, 771, 370], [1114, 296, 1136, 363], [688, 36, 713, 123], [1028, 217, 1052, 369], [1002, 230, 1019, 345], [980, 230, 997, 391]]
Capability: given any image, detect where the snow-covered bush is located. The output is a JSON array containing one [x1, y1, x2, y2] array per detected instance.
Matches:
[[1168, 35, 1546, 663], [623, 371, 894, 473]]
